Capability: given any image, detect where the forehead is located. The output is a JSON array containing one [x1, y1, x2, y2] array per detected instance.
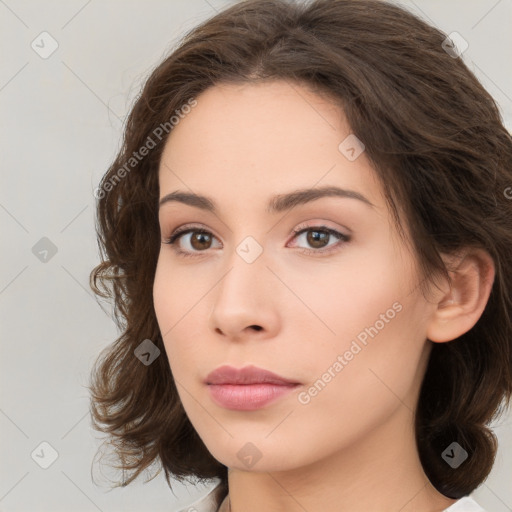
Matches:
[[158, 80, 384, 212]]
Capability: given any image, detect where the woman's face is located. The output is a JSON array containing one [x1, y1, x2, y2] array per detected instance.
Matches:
[[153, 80, 437, 472]]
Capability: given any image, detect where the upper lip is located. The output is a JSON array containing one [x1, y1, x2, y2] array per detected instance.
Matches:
[[205, 365, 300, 385]]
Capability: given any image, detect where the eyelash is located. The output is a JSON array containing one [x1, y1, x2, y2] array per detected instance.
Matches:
[[162, 223, 350, 259]]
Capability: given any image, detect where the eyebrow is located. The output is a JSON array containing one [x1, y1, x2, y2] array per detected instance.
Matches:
[[158, 185, 375, 214]]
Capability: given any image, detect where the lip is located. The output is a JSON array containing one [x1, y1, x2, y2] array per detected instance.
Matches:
[[205, 365, 301, 411], [204, 364, 300, 385]]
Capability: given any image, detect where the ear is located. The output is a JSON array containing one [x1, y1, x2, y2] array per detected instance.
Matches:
[[426, 248, 495, 343]]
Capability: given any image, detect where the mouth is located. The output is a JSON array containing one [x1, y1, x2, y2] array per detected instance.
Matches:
[[204, 364, 300, 386], [206, 382, 300, 411], [204, 364, 301, 410]]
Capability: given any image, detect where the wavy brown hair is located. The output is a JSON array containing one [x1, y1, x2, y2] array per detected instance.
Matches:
[[88, 0, 512, 501]]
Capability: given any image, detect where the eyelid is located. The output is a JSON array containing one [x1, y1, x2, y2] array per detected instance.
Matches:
[[165, 220, 349, 240], [291, 221, 351, 239], [165, 223, 217, 243]]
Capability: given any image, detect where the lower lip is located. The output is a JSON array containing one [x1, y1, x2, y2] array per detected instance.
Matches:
[[207, 383, 300, 410]]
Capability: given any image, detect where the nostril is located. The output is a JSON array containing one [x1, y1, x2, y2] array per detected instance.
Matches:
[[250, 325, 263, 331]]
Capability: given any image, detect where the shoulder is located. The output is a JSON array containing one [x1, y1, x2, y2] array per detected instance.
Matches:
[[177, 488, 487, 512], [443, 496, 487, 512], [176, 481, 227, 512]]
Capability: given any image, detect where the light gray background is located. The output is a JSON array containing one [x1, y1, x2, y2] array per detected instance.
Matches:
[[1, 1, 511, 511]]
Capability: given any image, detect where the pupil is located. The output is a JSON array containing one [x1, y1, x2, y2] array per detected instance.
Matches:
[[308, 230, 328, 248], [193, 232, 210, 249]]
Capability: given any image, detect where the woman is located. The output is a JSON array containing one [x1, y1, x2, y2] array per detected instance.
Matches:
[[88, 1, 512, 511]]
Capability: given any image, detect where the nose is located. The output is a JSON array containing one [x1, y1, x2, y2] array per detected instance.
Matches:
[[208, 248, 280, 342]]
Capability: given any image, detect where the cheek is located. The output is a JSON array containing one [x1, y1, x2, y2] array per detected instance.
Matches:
[[153, 255, 200, 330], [288, 297, 427, 464], [286, 232, 425, 403], [153, 256, 211, 377], [153, 258, 173, 335], [287, 231, 415, 353], [153, 262, 222, 432]]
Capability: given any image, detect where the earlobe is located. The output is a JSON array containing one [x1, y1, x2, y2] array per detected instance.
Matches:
[[426, 249, 495, 343]]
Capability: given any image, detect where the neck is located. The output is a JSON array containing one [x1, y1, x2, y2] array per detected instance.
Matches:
[[225, 404, 458, 512]]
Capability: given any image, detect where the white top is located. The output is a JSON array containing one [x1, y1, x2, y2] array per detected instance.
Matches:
[[442, 496, 487, 511], [177, 482, 487, 512]]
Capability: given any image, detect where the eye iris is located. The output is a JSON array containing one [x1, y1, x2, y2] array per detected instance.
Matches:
[[179, 228, 336, 252], [191, 232, 212, 250], [307, 230, 329, 248]]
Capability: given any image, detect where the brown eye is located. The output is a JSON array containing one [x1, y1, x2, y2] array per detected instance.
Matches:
[[291, 226, 349, 255], [189, 231, 213, 250], [164, 227, 221, 257], [163, 224, 349, 258], [305, 229, 330, 249]]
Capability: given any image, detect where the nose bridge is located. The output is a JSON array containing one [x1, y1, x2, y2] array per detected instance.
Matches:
[[209, 233, 278, 335], [217, 235, 269, 306]]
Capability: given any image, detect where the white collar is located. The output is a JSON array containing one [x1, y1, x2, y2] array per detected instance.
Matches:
[[178, 482, 486, 512]]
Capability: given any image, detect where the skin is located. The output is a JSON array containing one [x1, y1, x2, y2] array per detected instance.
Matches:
[[153, 80, 495, 512]]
